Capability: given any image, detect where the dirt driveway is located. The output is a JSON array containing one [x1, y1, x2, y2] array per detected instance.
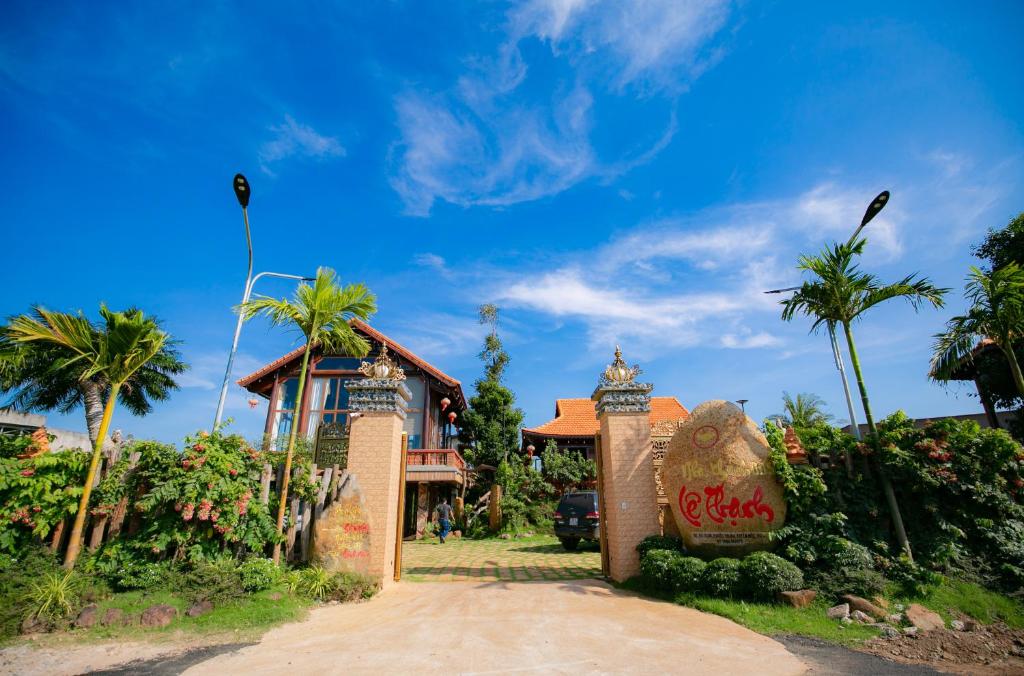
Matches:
[[181, 579, 805, 675]]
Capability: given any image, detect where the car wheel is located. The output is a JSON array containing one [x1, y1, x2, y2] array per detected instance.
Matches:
[[560, 537, 580, 551]]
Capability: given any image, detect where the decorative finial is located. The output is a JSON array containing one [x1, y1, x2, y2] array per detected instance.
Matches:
[[358, 342, 406, 381], [600, 344, 642, 386]]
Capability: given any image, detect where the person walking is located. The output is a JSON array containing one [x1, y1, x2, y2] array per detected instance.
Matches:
[[435, 497, 453, 544]]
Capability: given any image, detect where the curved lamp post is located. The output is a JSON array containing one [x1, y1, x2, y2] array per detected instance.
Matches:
[[213, 174, 314, 429]]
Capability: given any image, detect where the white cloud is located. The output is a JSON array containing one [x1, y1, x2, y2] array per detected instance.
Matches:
[[259, 115, 345, 174], [389, 1, 733, 215]]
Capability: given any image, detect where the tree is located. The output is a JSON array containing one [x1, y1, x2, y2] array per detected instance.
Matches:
[[2, 305, 169, 568], [931, 264, 1024, 397], [540, 439, 595, 493], [240, 267, 376, 564], [0, 321, 185, 447], [780, 237, 948, 559], [459, 305, 523, 469], [972, 212, 1024, 272], [770, 392, 833, 429]]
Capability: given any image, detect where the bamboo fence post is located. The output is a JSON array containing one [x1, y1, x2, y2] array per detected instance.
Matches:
[[330, 464, 340, 501], [259, 463, 272, 504], [286, 498, 300, 561], [299, 464, 317, 561], [107, 451, 140, 540], [49, 520, 65, 553]]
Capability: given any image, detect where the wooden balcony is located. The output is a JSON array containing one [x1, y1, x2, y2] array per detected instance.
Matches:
[[406, 448, 466, 484]]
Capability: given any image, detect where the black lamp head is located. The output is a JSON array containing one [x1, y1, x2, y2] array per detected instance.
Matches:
[[233, 173, 251, 208], [860, 190, 889, 227]]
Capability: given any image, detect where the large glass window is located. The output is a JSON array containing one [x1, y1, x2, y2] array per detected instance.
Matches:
[[269, 378, 300, 446], [403, 376, 425, 449], [315, 357, 363, 371], [306, 376, 355, 439]]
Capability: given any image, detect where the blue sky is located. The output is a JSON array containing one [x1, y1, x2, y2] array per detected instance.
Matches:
[[2, 1, 1023, 444]]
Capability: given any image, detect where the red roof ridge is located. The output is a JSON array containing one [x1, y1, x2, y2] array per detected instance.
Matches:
[[523, 396, 689, 438]]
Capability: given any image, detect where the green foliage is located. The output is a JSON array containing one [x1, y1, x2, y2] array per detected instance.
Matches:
[[239, 558, 280, 592], [738, 552, 804, 602], [492, 459, 555, 533], [636, 534, 685, 559], [973, 211, 1024, 273], [640, 549, 706, 594], [700, 558, 742, 598], [183, 557, 245, 605], [0, 438, 90, 553], [26, 570, 81, 623], [289, 566, 378, 602], [540, 440, 595, 493], [770, 392, 833, 429], [0, 546, 64, 637]]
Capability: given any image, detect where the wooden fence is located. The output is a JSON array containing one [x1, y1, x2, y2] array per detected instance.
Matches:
[[48, 445, 349, 564]]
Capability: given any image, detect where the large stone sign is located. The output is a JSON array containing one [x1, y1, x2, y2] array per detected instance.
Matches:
[[312, 471, 372, 575], [660, 400, 786, 556]]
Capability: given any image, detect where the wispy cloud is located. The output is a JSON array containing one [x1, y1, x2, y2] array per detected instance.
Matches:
[[389, 0, 734, 215], [259, 115, 345, 175]]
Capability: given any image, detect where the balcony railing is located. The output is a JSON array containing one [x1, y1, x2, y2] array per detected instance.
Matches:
[[407, 449, 466, 471]]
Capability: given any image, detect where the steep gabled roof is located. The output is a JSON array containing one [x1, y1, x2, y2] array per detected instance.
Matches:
[[522, 397, 689, 439], [236, 319, 463, 402]]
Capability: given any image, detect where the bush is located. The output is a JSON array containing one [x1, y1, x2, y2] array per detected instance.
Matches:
[[114, 561, 177, 591], [332, 571, 378, 602], [700, 558, 742, 598], [26, 571, 81, 625], [673, 557, 707, 592], [289, 566, 378, 602], [0, 546, 63, 638], [810, 566, 886, 601], [636, 534, 684, 559], [183, 557, 244, 605], [640, 550, 679, 591], [738, 552, 805, 602], [239, 558, 280, 592]]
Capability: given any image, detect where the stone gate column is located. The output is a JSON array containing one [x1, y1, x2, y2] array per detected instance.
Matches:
[[344, 346, 411, 588], [592, 346, 660, 582]]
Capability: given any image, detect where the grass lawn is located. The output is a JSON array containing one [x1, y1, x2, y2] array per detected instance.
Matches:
[[913, 577, 1024, 628]]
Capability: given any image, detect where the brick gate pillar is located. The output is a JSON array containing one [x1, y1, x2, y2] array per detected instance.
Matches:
[[345, 346, 411, 588], [592, 346, 659, 582]]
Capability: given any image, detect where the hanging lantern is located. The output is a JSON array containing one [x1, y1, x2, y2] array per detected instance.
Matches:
[[440, 397, 451, 411], [448, 411, 457, 424], [247, 397, 259, 409]]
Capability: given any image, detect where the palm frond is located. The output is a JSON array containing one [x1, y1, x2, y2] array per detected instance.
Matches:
[[929, 316, 982, 382]]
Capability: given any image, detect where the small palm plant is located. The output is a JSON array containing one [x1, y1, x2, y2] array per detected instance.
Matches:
[[780, 238, 948, 560], [241, 267, 376, 564], [3, 306, 169, 568], [930, 264, 1024, 397], [770, 392, 833, 429]]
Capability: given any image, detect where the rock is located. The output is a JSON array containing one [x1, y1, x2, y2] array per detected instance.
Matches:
[[850, 610, 873, 624], [894, 603, 905, 612], [905, 603, 945, 631], [453, 530, 462, 539], [75, 603, 99, 629], [840, 617, 852, 625], [841, 594, 887, 620], [872, 596, 890, 610], [950, 619, 966, 631], [827, 603, 850, 620], [778, 590, 817, 608], [140, 604, 177, 628], [20, 615, 47, 634], [311, 473, 372, 575], [499, 533, 511, 539], [963, 618, 979, 632], [903, 626, 919, 636], [102, 608, 126, 627], [885, 613, 903, 624], [187, 600, 213, 617], [881, 626, 900, 639]]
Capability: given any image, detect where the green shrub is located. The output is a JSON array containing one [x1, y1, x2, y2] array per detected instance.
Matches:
[[239, 558, 280, 592], [636, 534, 684, 559], [183, 557, 244, 604], [701, 558, 742, 598], [26, 571, 81, 624], [0, 546, 63, 638], [332, 572, 379, 601], [641, 550, 680, 591], [295, 566, 336, 601], [879, 555, 942, 597], [115, 561, 177, 591], [672, 557, 707, 592], [810, 566, 886, 601], [738, 552, 805, 602]]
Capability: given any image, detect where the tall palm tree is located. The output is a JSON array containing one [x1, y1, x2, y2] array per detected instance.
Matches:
[[0, 321, 185, 446], [240, 267, 376, 564], [780, 238, 948, 560], [771, 392, 833, 429], [930, 264, 1024, 396], [2, 305, 169, 568]]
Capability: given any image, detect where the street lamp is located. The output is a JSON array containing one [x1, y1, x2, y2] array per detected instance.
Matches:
[[213, 174, 314, 429], [764, 190, 891, 444], [736, 399, 748, 413]]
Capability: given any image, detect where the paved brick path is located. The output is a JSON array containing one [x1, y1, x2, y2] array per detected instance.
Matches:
[[401, 535, 602, 582]]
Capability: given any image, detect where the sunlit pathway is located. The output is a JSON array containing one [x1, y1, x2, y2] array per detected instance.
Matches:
[[401, 534, 602, 582]]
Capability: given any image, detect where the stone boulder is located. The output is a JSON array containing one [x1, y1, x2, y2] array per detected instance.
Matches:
[[140, 604, 177, 628], [102, 608, 127, 627], [778, 590, 817, 608], [826, 603, 850, 620], [75, 603, 99, 629], [312, 472, 372, 575], [661, 400, 787, 556], [904, 603, 944, 631], [841, 594, 887, 620], [850, 609, 873, 623], [21, 615, 47, 634], [187, 600, 213, 617]]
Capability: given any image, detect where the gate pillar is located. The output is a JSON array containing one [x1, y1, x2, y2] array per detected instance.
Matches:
[[592, 346, 660, 582], [345, 347, 411, 588]]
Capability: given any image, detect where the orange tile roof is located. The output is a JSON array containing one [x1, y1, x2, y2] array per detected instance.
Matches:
[[522, 397, 689, 438], [236, 319, 463, 402]]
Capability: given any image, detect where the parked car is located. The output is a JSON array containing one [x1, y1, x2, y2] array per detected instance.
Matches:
[[553, 491, 599, 550]]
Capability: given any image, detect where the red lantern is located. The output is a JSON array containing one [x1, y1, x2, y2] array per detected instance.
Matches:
[[448, 411, 457, 424], [440, 397, 451, 411], [247, 397, 259, 409]]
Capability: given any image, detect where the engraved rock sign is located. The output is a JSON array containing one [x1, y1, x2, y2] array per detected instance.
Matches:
[[660, 400, 786, 556], [312, 472, 372, 574]]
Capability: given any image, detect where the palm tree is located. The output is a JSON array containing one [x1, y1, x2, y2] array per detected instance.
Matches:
[[2, 306, 169, 568], [240, 267, 376, 564], [0, 320, 185, 447], [931, 264, 1024, 396], [771, 392, 833, 429], [780, 238, 948, 560]]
